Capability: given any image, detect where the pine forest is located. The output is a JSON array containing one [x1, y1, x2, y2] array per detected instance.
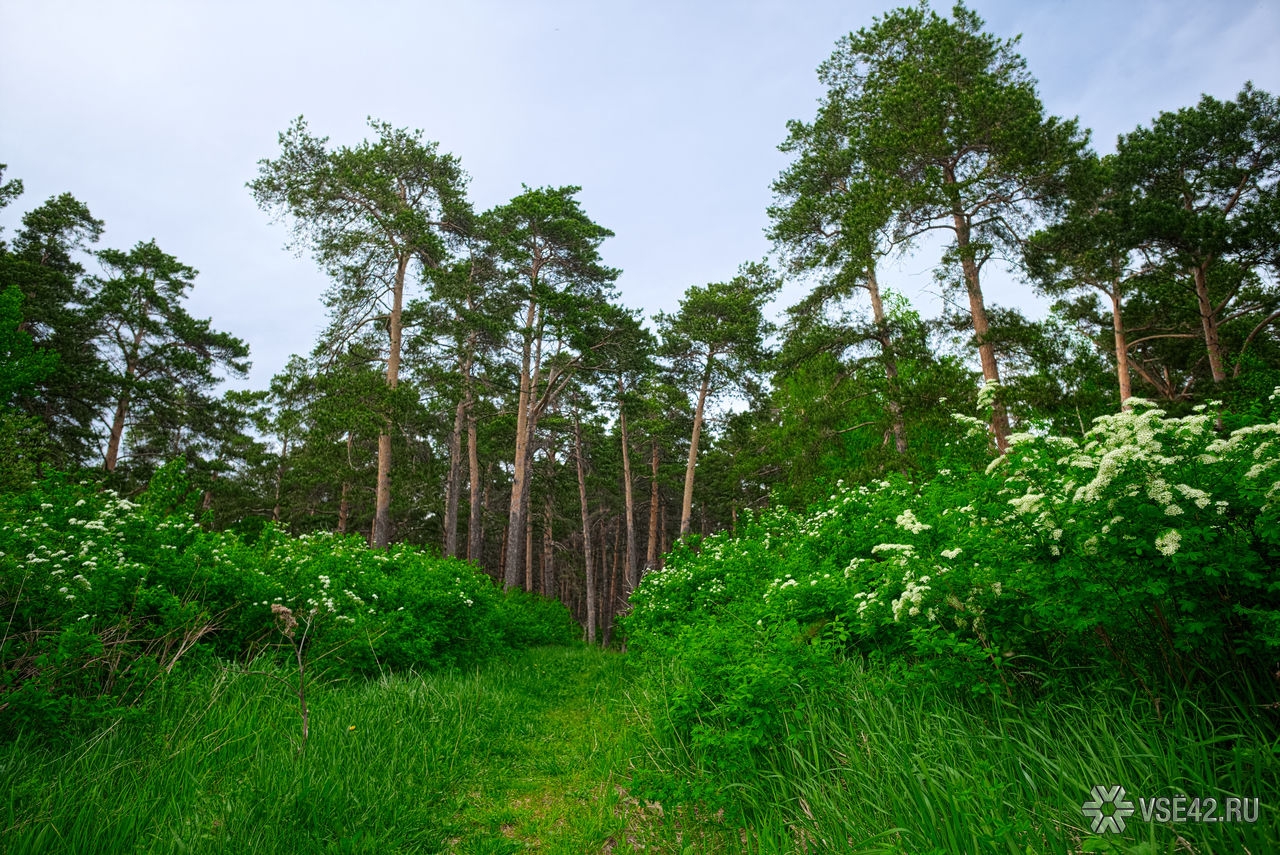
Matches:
[[2, 3, 1279, 852]]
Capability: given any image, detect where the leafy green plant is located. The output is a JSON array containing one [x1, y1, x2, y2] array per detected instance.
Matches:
[[624, 396, 1280, 783], [1, 461, 580, 743]]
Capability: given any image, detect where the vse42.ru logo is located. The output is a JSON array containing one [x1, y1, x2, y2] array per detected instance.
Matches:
[[1082, 785, 1260, 834]]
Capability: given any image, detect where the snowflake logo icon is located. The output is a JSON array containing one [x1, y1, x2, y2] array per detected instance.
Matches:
[[1082, 785, 1135, 833]]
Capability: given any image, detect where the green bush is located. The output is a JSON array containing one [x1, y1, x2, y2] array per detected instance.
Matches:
[[623, 396, 1280, 775], [496, 588, 582, 648], [0, 461, 579, 741]]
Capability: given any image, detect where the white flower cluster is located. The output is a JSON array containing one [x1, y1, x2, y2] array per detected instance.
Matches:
[[1155, 529, 1182, 556], [895, 509, 931, 534], [892, 574, 931, 621]]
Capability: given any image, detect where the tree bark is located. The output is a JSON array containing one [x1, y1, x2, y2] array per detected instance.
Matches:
[[1110, 291, 1134, 408], [104, 382, 132, 472], [660, 501, 669, 561], [467, 394, 483, 564], [574, 410, 596, 644], [449, 297, 480, 558], [607, 518, 621, 643], [504, 299, 538, 589], [373, 248, 410, 549], [1191, 262, 1227, 383], [866, 265, 908, 455], [618, 379, 639, 596], [337, 480, 350, 534], [542, 494, 555, 599], [647, 441, 660, 573], [443, 390, 466, 557], [525, 514, 534, 592], [272, 437, 288, 523], [680, 360, 714, 538], [947, 187, 1009, 453], [105, 329, 144, 472]]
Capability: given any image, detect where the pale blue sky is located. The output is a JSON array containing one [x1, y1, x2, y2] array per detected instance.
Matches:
[[3, 0, 1277, 389]]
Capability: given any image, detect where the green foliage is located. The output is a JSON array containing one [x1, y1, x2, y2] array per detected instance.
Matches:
[[0, 286, 57, 493], [496, 588, 582, 648], [624, 398, 1280, 776], [1, 188, 108, 465], [0, 462, 578, 743], [92, 240, 250, 475]]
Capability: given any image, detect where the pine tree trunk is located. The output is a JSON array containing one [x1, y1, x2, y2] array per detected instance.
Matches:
[[680, 361, 714, 538], [504, 304, 537, 589], [948, 195, 1009, 453], [525, 515, 534, 592], [647, 441, 660, 573], [618, 381, 639, 596], [272, 438, 288, 523], [574, 410, 596, 644], [337, 481, 350, 534], [1111, 291, 1134, 408], [105, 333, 143, 472], [660, 501, 669, 563], [467, 399, 483, 564], [542, 498, 555, 599], [445, 343, 476, 558], [105, 386, 132, 472], [1192, 263, 1227, 383], [444, 392, 466, 557], [867, 265, 907, 455], [606, 519, 621, 645], [373, 249, 410, 548]]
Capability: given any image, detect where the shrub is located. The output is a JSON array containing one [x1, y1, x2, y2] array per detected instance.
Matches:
[[623, 398, 1280, 773], [0, 461, 578, 741]]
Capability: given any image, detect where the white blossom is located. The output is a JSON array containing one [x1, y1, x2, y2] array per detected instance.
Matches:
[[1155, 529, 1182, 556]]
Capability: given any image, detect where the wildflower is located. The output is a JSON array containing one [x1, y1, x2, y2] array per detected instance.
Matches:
[[1155, 530, 1182, 557], [1008, 493, 1045, 515], [272, 603, 298, 638], [895, 509, 931, 534]]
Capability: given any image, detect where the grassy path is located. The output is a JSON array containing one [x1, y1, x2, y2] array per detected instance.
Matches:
[[1, 646, 735, 855], [439, 647, 684, 853]]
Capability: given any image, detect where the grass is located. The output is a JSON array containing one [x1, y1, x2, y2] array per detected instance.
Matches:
[[635, 656, 1280, 854], [0, 646, 739, 854], [4, 647, 1276, 854]]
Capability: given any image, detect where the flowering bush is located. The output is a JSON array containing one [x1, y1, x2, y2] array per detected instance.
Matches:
[[0, 462, 576, 740], [623, 397, 1280, 770]]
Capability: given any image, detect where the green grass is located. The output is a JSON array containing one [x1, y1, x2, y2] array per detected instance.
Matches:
[[5, 647, 1276, 854], [0, 646, 739, 854], [635, 657, 1280, 854]]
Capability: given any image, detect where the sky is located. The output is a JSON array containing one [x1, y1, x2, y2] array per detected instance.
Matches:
[[2, 0, 1278, 392]]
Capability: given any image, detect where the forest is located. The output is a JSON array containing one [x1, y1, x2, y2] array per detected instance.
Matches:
[[2, 2, 1279, 852]]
